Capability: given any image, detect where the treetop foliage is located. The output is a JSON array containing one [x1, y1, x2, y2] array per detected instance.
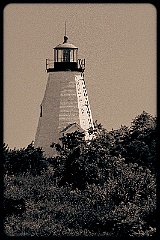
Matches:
[[3, 142, 47, 176]]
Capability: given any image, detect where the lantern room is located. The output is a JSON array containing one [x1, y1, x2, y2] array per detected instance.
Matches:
[[46, 35, 85, 72], [54, 36, 78, 63]]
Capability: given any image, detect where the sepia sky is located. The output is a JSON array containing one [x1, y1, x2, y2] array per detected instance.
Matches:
[[4, 3, 156, 149]]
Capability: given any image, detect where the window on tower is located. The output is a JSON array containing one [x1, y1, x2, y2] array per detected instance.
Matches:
[[40, 105, 42, 117]]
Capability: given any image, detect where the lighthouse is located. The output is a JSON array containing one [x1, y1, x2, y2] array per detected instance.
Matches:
[[34, 33, 94, 157]]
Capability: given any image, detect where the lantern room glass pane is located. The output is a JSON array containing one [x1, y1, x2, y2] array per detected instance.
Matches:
[[59, 50, 63, 62], [70, 50, 73, 62], [63, 49, 70, 62], [54, 49, 56, 62], [73, 49, 77, 62]]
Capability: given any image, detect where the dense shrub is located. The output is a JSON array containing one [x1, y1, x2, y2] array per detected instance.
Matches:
[[3, 143, 48, 175], [3, 169, 156, 236]]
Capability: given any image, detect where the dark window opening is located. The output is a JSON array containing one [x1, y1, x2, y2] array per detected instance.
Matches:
[[40, 105, 42, 117]]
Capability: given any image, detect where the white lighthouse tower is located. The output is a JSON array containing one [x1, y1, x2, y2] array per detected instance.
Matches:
[[34, 33, 94, 157]]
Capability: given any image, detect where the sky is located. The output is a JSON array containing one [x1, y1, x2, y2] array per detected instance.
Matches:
[[4, 3, 156, 149]]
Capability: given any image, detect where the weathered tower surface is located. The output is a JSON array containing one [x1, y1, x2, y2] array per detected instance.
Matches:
[[34, 35, 94, 157]]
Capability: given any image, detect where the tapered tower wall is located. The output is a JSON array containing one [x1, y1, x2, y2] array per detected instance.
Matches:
[[35, 71, 81, 157]]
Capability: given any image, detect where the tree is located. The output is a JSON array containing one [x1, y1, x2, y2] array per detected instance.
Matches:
[[50, 112, 156, 189], [122, 112, 157, 173], [90, 112, 157, 173]]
